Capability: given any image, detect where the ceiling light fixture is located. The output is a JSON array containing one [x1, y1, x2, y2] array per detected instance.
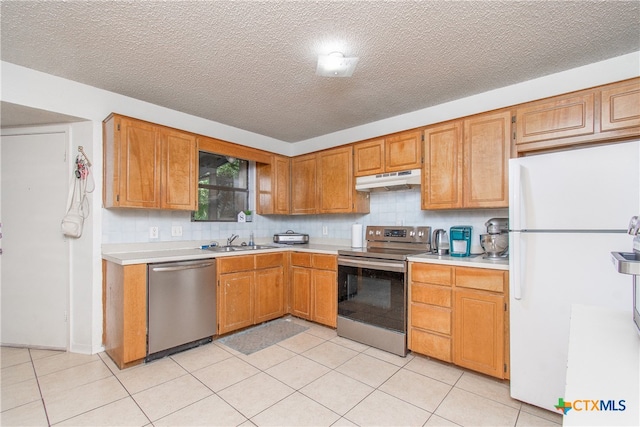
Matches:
[[316, 52, 359, 78]]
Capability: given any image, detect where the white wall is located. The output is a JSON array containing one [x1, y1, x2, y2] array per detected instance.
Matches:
[[2, 51, 639, 354]]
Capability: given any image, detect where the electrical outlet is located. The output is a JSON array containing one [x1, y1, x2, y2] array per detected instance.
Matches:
[[322, 226, 328, 235], [149, 226, 159, 239], [171, 226, 183, 237]]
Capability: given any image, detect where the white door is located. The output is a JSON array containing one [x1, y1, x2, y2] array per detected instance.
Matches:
[[1, 130, 69, 349]]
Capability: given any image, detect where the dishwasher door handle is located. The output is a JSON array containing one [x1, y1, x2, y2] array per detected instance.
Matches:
[[151, 262, 215, 272]]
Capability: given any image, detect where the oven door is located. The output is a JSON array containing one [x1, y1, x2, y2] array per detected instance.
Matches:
[[337, 256, 406, 333]]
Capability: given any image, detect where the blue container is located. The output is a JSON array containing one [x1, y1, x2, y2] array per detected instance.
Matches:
[[449, 226, 472, 257]]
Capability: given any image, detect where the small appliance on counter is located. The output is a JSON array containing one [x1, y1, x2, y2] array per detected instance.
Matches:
[[449, 226, 472, 257], [480, 217, 509, 259], [273, 230, 309, 244], [431, 229, 449, 255]]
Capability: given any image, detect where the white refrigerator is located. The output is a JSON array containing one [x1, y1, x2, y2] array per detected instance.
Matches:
[[508, 140, 639, 411]]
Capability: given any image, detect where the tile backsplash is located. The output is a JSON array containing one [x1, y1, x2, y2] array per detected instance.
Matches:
[[102, 189, 508, 252]]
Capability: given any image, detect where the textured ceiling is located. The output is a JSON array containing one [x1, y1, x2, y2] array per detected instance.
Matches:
[[1, 1, 639, 142]]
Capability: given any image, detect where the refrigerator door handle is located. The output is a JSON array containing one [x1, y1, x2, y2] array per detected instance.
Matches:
[[513, 233, 523, 300], [512, 163, 523, 231]]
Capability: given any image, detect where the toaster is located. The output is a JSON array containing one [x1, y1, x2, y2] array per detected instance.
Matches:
[[449, 226, 472, 257]]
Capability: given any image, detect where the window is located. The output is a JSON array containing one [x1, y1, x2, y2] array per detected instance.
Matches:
[[193, 152, 249, 221]]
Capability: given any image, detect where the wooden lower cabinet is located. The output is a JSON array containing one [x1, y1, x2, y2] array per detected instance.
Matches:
[[408, 264, 453, 362], [409, 262, 509, 379], [217, 253, 285, 335], [289, 252, 337, 328], [254, 266, 286, 324], [218, 270, 254, 335], [453, 289, 505, 378], [103, 261, 147, 369]]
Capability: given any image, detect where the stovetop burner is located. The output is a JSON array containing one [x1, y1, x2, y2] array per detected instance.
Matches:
[[338, 225, 432, 260]]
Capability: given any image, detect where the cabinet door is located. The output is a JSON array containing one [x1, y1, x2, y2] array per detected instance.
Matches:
[[312, 269, 337, 328], [353, 138, 385, 176], [274, 156, 291, 214], [422, 121, 463, 209], [117, 117, 162, 208], [254, 267, 285, 324], [318, 146, 353, 213], [385, 130, 422, 172], [218, 271, 254, 334], [104, 262, 147, 368], [290, 153, 317, 214], [463, 111, 510, 208], [600, 79, 640, 132], [256, 155, 290, 215], [453, 289, 505, 378], [290, 266, 312, 319], [160, 129, 197, 210], [515, 93, 595, 145]]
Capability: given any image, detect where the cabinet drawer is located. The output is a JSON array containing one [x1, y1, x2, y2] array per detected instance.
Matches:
[[455, 267, 506, 293], [291, 252, 312, 267], [312, 254, 337, 270], [256, 252, 285, 269], [411, 303, 451, 335], [410, 328, 451, 362], [411, 283, 451, 307], [218, 255, 254, 273], [411, 263, 453, 286]]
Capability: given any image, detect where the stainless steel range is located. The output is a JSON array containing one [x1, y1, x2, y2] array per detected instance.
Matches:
[[337, 225, 431, 356]]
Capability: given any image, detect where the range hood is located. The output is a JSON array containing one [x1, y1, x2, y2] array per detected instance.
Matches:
[[355, 169, 421, 191]]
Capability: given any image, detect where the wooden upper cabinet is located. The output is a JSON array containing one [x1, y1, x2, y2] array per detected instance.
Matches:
[[385, 130, 423, 172], [256, 155, 290, 215], [291, 147, 369, 215], [422, 111, 510, 210], [104, 115, 161, 208], [318, 146, 369, 214], [160, 129, 197, 210], [353, 138, 385, 176], [514, 77, 640, 155], [515, 93, 595, 145], [600, 78, 640, 132], [422, 121, 463, 209], [290, 153, 318, 214], [353, 130, 422, 176], [103, 114, 197, 210], [463, 111, 511, 208]]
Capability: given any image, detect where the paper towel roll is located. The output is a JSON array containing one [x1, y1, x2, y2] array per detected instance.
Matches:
[[351, 223, 363, 248]]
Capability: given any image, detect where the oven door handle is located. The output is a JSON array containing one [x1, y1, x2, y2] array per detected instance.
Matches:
[[338, 257, 406, 273]]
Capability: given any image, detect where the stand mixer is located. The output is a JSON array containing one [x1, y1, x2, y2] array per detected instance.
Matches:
[[480, 218, 509, 259]]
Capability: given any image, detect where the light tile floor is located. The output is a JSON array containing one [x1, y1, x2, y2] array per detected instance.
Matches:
[[1, 318, 563, 426]]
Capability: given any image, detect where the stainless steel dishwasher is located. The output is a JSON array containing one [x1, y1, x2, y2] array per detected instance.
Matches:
[[147, 260, 217, 360]]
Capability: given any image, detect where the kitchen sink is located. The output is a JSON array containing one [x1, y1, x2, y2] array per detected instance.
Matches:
[[611, 251, 640, 275], [205, 245, 279, 253]]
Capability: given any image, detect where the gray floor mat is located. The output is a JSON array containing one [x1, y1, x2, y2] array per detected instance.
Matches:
[[217, 318, 308, 355]]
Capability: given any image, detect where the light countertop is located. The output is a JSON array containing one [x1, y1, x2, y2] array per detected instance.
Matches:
[[102, 242, 349, 265], [407, 252, 509, 270], [103, 240, 509, 270]]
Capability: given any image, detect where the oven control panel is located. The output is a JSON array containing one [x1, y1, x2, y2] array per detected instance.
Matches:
[[367, 226, 431, 244], [384, 229, 407, 238]]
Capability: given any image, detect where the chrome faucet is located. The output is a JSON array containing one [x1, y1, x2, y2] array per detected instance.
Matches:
[[227, 233, 239, 246]]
